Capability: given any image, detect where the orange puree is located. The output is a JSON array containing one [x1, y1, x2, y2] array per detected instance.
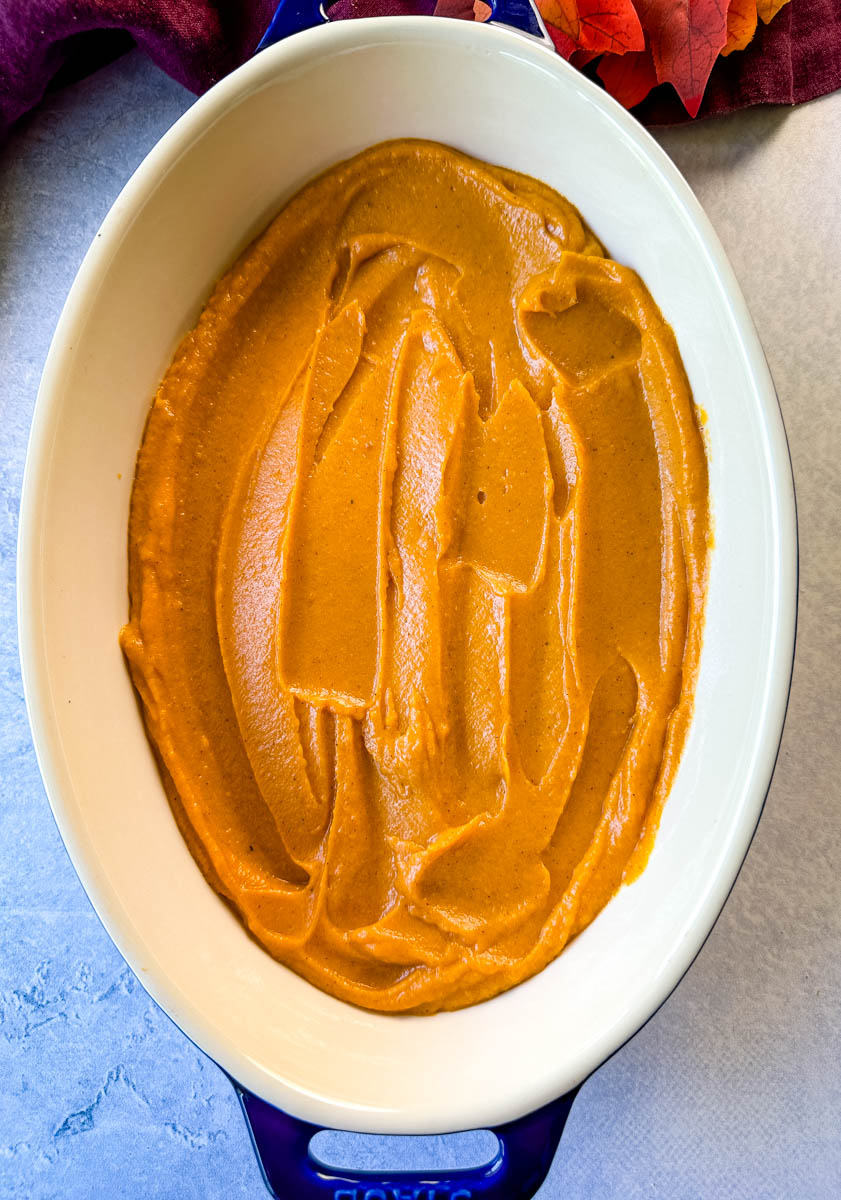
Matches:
[[121, 141, 709, 1013]]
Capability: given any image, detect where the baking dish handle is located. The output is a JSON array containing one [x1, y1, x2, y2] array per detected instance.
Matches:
[[257, 0, 550, 50], [236, 1084, 577, 1199]]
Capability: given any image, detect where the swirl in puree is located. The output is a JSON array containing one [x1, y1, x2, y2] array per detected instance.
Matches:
[[121, 141, 709, 1013]]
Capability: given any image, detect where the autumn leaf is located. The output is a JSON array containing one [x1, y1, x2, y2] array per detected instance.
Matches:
[[756, 0, 790, 21], [572, 49, 602, 66], [437, 0, 794, 118], [632, 0, 728, 116], [539, 0, 645, 55], [597, 46, 659, 107], [722, 0, 758, 55], [545, 28, 607, 64], [546, 23, 579, 58], [538, 0, 580, 39]]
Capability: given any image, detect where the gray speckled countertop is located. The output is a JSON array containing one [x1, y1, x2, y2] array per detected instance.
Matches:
[[1, 49, 840, 1200]]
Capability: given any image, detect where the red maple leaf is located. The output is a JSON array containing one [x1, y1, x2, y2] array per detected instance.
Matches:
[[632, 0, 729, 116], [546, 23, 580, 58], [572, 48, 602, 66], [597, 46, 659, 107]]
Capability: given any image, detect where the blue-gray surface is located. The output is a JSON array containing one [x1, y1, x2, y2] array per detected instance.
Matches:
[[2, 51, 840, 1200]]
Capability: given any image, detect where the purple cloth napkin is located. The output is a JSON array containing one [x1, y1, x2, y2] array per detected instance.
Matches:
[[1, 0, 840, 137]]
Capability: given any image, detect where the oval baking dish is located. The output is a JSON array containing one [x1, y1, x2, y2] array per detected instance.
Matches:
[[18, 4, 797, 1196]]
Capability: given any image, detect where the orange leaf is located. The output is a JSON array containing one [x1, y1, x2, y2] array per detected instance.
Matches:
[[597, 46, 659, 107], [539, 0, 587, 39], [633, 0, 729, 116], [539, 0, 645, 55], [756, 0, 791, 22], [722, 0, 758, 55]]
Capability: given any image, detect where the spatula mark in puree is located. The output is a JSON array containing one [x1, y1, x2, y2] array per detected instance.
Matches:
[[294, 700, 337, 814], [542, 654, 639, 903], [521, 260, 642, 385], [457, 379, 553, 595], [278, 302, 388, 710], [325, 719, 395, 931], [314, 245, 428, 465], [216, 363, 332, 867], [376, 309, 468, 753]]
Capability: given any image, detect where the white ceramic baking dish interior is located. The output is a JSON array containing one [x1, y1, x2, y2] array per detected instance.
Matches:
[[18, 15, 796, 1139]]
